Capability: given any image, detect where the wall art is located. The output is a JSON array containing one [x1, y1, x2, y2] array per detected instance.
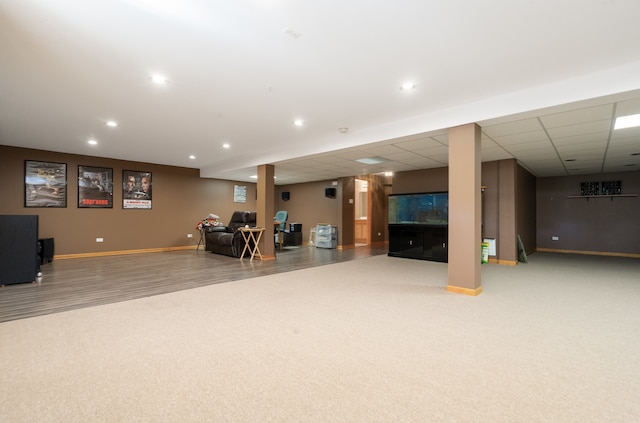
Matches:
[[24, 160, 67, 208]]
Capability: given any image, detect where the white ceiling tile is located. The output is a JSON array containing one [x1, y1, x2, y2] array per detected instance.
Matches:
[[504, 140, 553, 153], [551, 131, 610, 146], [540, 104, 613, 128], [381, 151, 424, 161], [431, 134, 449, 145], [482, 119, 542, 137], [491, 130, 549, 146], [611, 126, 640, 140], [364, 145, 406, 156], [413, 146, 449, 157], [555, 142, 606, 154], [614, 97, 640, 116], [394, 138, 445, 151], [398, 157, 442, 166], [482, 150, 513, 161], [546, 120, 612, 138]]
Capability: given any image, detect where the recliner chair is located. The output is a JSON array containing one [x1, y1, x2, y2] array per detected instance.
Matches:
[[274, 210, 288, 249]]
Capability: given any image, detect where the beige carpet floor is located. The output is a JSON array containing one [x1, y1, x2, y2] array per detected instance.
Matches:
[[1, 253, 639, 422]]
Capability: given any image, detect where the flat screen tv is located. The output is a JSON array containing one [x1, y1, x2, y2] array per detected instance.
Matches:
[[388, 192, 448, 226]]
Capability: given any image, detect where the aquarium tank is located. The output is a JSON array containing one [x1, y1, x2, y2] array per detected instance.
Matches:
[[388, 192, 448, 225]]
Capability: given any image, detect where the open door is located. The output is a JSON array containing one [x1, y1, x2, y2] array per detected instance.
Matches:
[[354, 178, 370, 245]]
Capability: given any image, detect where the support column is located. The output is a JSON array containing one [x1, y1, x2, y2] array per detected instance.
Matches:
[[257, 164, 276, 260], [447, 123, 482, 296]]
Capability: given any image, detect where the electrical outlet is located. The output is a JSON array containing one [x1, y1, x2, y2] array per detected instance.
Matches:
[[96, 237, 104, 243], [552, 236, 559, 241], [187, 233, 193, 238]]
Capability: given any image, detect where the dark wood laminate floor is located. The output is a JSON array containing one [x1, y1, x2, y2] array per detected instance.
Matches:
[[0, 245, 387, 323]]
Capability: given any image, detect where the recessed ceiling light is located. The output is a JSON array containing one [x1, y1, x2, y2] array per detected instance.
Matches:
[[222, 143, 230, 149], [105, 120, 118, 127], [189, 155, 196, 160], [293, 119, 304, 127], [250, 175, 257, 179], [88, 139, 98, 145], [384, 171, 393, 177], [401, 82, 416, 91], [614, 113, 640, 130], [151, 74, 169, 85], [339, 127, 349, 133], [631, 152, 640, 156], [282, 27, 302, 39], [624, 164, 637, 167], [564, 159, 576, 162], [356, 157, 386, 165]]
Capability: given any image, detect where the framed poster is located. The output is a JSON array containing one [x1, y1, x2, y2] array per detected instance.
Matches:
[[78, 166, 113, 208], [123, 170, 152, 209], [24, 160, 67, 208], [234, 184, 247, 203]]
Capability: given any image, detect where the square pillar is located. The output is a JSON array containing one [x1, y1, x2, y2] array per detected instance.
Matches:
[[257, 164, 276, 260], [447, 123, 482, 296]]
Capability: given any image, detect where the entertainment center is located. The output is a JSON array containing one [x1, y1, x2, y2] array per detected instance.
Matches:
[[388, 192, 448, 262]]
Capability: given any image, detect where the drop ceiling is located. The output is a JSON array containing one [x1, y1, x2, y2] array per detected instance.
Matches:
[[1, 0, 640, 185]]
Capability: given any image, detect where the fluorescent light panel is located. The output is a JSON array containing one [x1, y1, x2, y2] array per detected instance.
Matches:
[[614, 113, 640, 130], [355, 157, 386, 165]]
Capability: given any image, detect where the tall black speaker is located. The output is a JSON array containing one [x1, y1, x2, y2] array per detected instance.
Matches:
[[38, 238, 55, 264], [0, 215, 39, 285]]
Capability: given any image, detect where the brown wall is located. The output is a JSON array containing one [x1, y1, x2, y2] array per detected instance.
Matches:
[[0, 146, 256, 255], [274, 179, 342, 244], [537, 171, 640, 254], [517, 164, 537, 254], [339, 177, 355, 247], [274, 175, 389, 248], [369, 175, 389, 246], [391, 159, 536, 263]]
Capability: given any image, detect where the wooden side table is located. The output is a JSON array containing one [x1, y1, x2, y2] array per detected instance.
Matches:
[[196, 228, 207, 251], [239, 227, 265, 261]]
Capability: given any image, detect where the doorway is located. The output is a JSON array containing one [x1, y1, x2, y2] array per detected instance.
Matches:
[[354, 178, 369, 246]]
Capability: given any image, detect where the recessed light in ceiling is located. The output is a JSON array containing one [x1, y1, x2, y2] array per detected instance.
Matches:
[[631, 152, 640, 156], [293, 119, 304, 127], [189, 155, 196, 160], [614, 113, 640, 130], [384, 171, 393, 177], [624, 164, 637, 166], [564, 159, 576, 162], [222, 143, 230, 149], [105, 120, 118, 127], [151, 74, 169, 85], [401, 81, 416, 91], [282, 27, 302, 39], [339, 127, 349, 133], [356, 157, 386, 165], [88, 139, 98, 145], [250, 175, 257, 179]]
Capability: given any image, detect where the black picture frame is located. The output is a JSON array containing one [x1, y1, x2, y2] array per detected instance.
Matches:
[[122, 170, 152, 209], [78, 165, 113, 208], [24, 160, 67, 208]]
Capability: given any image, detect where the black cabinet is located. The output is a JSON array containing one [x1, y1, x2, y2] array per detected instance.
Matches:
[[388, 224, 448, 262], [284, 231, 302, 246], [0, 215, 39, 285]]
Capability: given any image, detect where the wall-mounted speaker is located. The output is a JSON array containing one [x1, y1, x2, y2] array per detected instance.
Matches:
[[282, 191, 290, 201], [325, 187, 336, 198]]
